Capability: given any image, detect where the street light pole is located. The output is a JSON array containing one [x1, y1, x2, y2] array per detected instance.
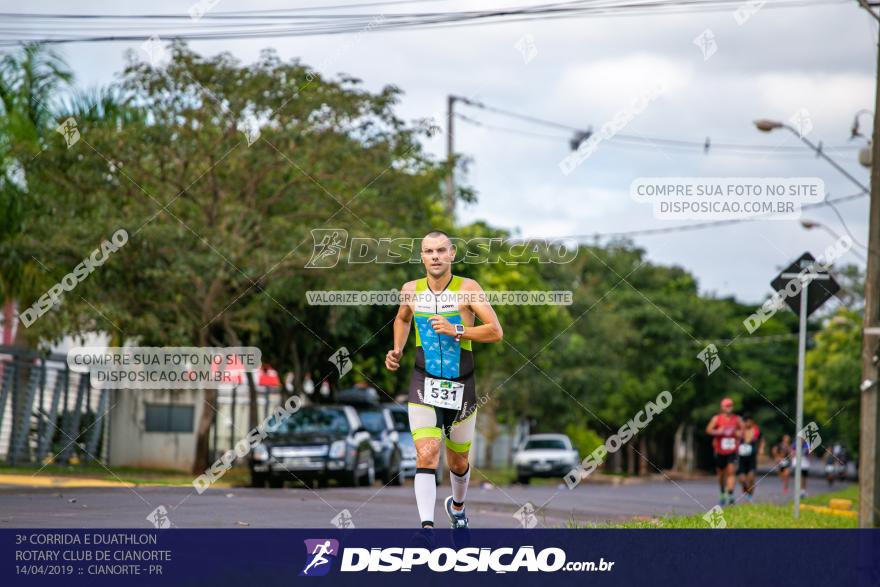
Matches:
[[754, 120, 869, 193], [794, 276, 808, 519], [756, 81, 878, 522], [446, 94, 457, 216], [856, 0, 880, 528]]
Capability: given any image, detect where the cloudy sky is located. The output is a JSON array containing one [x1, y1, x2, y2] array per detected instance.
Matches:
[[10, 0, 878, 302]]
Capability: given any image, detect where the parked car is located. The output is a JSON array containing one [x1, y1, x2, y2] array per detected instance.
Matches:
[[384, 403, 443, 484], [354, 405, 404, 485], [336, 385, 381, 405], [513, 433, 580, 484], [250, 405, 374, 488]]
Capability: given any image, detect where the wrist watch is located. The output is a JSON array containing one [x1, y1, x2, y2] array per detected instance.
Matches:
[[454, 324, 465, 341]]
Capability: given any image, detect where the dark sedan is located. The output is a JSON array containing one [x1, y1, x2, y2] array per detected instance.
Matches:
[[250, 405, 375, 488]]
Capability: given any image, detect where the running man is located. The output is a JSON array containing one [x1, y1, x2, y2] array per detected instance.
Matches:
[[385, 230, 503, 529], [705, 397, 742, 506], [736, 414, 760, 501], [772, 434, 793, 494], [792, 436, 811, 498]]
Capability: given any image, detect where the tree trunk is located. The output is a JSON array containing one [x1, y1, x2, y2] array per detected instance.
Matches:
[[638, 435, 648, 476], [191, 330, 214, 474], [673, 423, 685, 472], [609, 448, 622, 474], [686, 425, 695, 473], [246, 370, 258, 431], [626, 440, 635, 475], [2, 300, 15, 345]]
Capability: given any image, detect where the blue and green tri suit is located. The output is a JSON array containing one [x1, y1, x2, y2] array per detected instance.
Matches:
[[407, 275, 477, 452]]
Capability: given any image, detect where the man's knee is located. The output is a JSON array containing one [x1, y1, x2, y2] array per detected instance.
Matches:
[[415, 438, 441, 468], [447, 451, 469, 476]]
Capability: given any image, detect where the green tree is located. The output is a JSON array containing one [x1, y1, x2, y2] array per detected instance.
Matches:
[[804, 308, 862, 455]]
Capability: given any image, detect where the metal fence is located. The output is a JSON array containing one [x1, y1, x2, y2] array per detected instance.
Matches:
[[0, 345, 106, 466]]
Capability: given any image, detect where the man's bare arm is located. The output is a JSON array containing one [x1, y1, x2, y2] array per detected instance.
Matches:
[[460, 279, 503, 343], [705, 416, 718, 436], [385, 281, 415, 371]]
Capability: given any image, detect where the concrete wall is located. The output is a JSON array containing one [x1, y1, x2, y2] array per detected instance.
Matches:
[[108, 388, 204, 472]]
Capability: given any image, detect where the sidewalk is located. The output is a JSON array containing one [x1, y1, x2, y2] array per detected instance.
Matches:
[[0, 473, 134, 488]]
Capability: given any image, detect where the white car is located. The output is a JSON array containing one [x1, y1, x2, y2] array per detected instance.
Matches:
[[513, 434, 580, 484]]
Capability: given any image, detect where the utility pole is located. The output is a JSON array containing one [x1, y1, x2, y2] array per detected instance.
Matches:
[[857, 0, 880, 528], [446, 94, 456, 216]]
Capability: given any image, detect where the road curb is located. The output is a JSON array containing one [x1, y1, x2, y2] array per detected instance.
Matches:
[[0, 474, 134, 489]]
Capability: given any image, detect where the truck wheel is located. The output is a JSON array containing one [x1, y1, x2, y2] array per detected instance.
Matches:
[[250, 473, 267, 488]]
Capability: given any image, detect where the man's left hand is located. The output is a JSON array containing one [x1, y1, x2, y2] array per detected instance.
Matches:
[[428, 315, 455, 336]]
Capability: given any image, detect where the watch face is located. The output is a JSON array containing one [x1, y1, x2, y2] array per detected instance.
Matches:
[[455, 324, 465, 335]]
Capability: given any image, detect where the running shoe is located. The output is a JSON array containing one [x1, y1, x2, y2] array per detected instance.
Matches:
[[444, 495, 469, 529]]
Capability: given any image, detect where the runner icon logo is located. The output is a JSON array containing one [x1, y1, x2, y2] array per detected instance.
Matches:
[[697, 344, 721, 375], [300, 539, 340, 577]]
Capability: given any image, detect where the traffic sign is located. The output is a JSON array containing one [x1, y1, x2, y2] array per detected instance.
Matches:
[[770, 252, 840, 317]]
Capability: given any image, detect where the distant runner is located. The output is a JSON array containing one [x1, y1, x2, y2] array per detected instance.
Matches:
[[772, 434, 793, 494], [385, 230, 503, 529], [736, 414, 760, 501], [705, 397, 742, 506], [792, 437, 811, 498]]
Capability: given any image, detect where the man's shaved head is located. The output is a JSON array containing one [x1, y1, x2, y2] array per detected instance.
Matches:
[[423, 230, 452, 246], [420, 230, 455, 278]]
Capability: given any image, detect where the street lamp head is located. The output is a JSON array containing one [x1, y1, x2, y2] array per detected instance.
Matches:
[[754, 119, 784, 132], [800, 219, 819, 230]]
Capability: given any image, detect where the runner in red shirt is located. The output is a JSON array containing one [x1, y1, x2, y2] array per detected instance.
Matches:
[[705, 398, 743, 506]]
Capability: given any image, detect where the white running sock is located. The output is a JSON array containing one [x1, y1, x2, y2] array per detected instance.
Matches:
[[450, 464, 470, 509], [414, 469, 436, 526]]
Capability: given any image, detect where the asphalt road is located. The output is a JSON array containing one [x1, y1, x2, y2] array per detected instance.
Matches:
[[0, 473, 851, 529]]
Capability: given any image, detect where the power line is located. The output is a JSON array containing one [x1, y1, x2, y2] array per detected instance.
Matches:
[[540, 190, 868, 240], [455, 100, 861, 156], [0, 0, 846, 46]]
